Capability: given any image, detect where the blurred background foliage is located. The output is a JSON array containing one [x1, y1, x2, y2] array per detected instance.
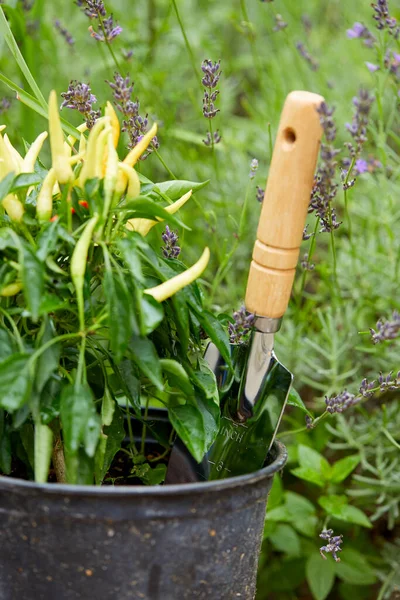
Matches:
[[1, 0, 400, 597]]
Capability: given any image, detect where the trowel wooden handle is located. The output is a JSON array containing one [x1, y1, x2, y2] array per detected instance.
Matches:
[[245, 90, 324, 319]]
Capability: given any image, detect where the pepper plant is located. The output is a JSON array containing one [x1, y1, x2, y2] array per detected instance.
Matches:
[[0, 91, 229, 485]]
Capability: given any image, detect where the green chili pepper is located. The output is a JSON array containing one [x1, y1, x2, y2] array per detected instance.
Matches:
[[71, 214, 99, 330]]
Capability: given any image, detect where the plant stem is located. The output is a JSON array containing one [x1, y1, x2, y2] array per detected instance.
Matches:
[[278, 410, 329, 438], [140, 395, 150, 455], [171, 0, 200, 88], [0, 305, 24, 352], [97, 11, 123, 74], [343, 155, 356, 245], [50, 420, 67, 483], [154, 149, 177, 179]]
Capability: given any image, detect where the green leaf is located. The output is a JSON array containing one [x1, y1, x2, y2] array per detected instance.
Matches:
[[190, 359, 219, 405], [269, 524, 301, 556], [266, 506, 292, 522], [139, 293, 164, 336], [285, 492, 318, 537], [318, 495, 372, 528], [34, 422, 53, 483], [11, 172, 42, 191], [160, 359, 194, 396], [335, 549, 377, 585], [154, 179, 209, 200], [290, 467, 325, 487], [191, 308, 232, 369], [168, 403, 209, 463], [104, 269, 136, 363], [298, 444, 331, 478], [101, 387, 115, 427], [306, 552, 335, 600], [95, 405, 125, 484], [117, 359, 141, 413], [128, 336, 163, 391], [0, 172, 15, 202], [0, 328, 16, 361], [35, 319, 60, 394], [21, 245, 44, 321], [267, 473, 284, 510], [60, 383, 100, 482], [36, 220, 62, 262], [141, 463, 167, 485], [330, 454, 360, 483], [117, 235, 145, 284], [0, 353, 30, 411], [118, 198, 188, 230], [287, 387, 313, 417]]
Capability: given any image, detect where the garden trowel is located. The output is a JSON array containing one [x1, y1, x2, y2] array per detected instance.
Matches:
[[166, 91, 324, 484]]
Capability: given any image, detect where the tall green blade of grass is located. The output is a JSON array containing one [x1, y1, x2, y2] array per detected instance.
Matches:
[[0, 6, 46, 108], [0, 72, 80, 138]]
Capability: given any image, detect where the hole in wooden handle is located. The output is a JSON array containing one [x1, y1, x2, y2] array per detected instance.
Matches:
[[282, 127, 296, 149]]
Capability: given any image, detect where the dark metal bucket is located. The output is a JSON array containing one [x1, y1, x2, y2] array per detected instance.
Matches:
[[0, 438, 286, 600]]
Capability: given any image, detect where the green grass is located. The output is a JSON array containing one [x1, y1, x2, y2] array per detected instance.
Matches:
[[1, 0, 400, 598]]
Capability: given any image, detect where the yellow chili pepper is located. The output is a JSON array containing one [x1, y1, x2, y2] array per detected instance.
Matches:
[[104, 130, 119, 215], [71, 215, 99, 329], [0, 282, 22, 297], [117, 162, 140, 199], [2, 194, 25, 222], [78, 117, 108, 187], [3, 133, 23, 172], [123, 123, 157, 168], [21, 131, 48, 173], [126, 189, 192, 236], [144, 247, 210, 302], [105, 101, 120, 148], [37, 168, 57, 222], [49, 91, 73, 184]]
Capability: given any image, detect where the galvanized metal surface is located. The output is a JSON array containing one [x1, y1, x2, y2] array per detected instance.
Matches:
[[0, 442, 287, 600]]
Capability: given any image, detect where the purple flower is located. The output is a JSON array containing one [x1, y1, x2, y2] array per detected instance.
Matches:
[[370, 311, 400, 344], [371, 0, 399, 36], [162, 226, 181, 259], [256, 186, 264, 203], [325, 390, 357, 413], [228, 306, 255, 345], [273, 14, 288, 32], [345, 89, 375, 155], [202, 59, 221, 120], [366, 61, 380, 72], [76, 0, 106, 18], [202, 130, 221, 146], [355, 158, 368, 174], [106, 72, 158, 157], [320, 530, 343, 562], [302, 225, 313, 240], [0, 97, 11, 114], [60, 80, 100, 129], [249, 158, 259, 179], [347, 22, 365, 38], [301, 252, 315, 271], [89, 15, 122, 42], [296, 42, 318, 71], [346, 22, 376, 46], [54, 19, 75, 46]]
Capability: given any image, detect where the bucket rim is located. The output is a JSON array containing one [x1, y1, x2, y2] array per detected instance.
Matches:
[[0, 441, 287, 498]]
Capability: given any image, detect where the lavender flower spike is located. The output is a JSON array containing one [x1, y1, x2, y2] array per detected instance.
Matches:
[[249, 158, 259, 179], [60, 80, 100, 129], [319, 529, 343, 562], [89, 15, 122, 42], [370, 310, 400, 344], [162, 226, 181, 259], [228, 306, 255, 345]]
